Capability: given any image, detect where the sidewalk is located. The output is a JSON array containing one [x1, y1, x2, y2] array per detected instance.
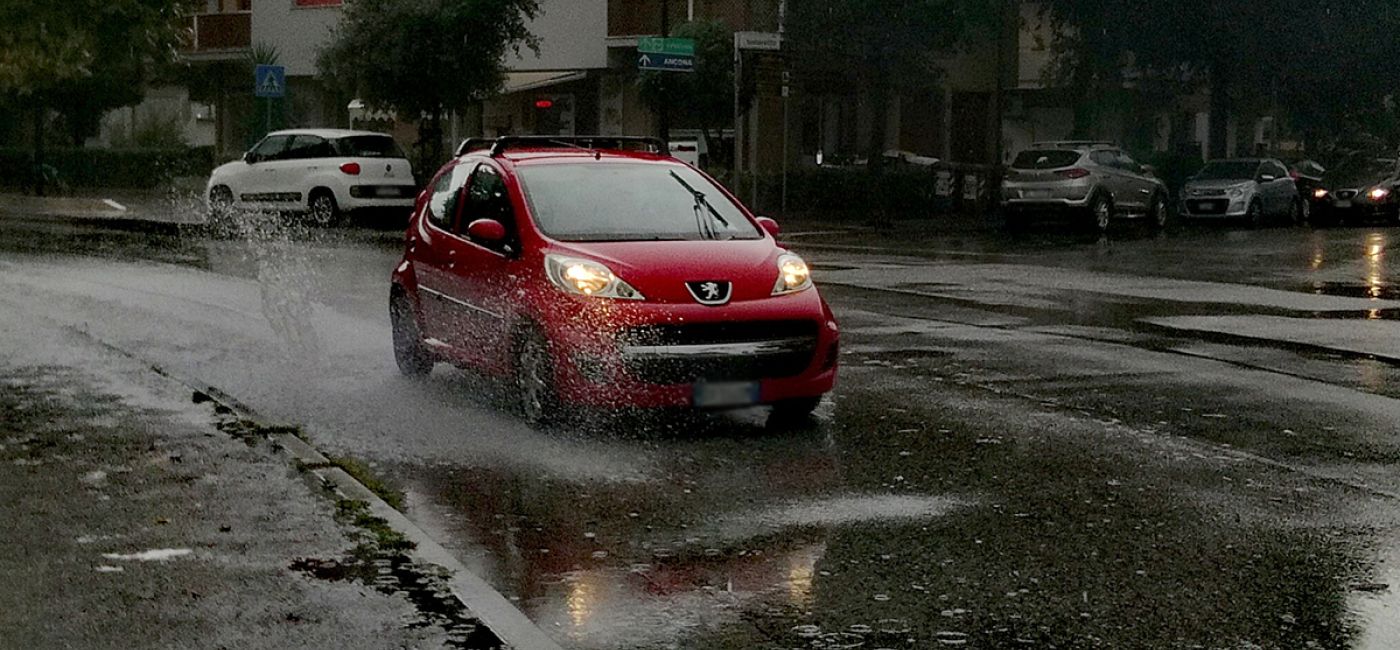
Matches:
[[0, 304, 499, 647], [0, 190, 206, 227]]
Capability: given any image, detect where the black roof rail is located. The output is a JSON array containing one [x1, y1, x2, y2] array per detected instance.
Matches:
[[455, 135, 670, 158]]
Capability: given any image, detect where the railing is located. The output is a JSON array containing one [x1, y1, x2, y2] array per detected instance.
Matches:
[[182, 12, 252, 54]]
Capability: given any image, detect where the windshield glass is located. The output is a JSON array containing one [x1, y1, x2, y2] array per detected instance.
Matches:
[[1194, 162, 1260, 181], [517, 163, 763, 242], [1012, 150, 1082, 170], [1329, 157, 1395, 183], [334, 135, 407, 159]]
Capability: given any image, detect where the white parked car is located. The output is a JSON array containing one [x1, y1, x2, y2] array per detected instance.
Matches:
[[206, 129, 417, 225]]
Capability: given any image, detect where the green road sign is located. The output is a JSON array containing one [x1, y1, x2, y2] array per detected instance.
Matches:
[[638, 37, 696, 57]]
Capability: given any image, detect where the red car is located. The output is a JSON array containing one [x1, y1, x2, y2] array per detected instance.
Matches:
[[389, 136, 839, 425]]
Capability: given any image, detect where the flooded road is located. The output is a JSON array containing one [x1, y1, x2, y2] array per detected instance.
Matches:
[[4, 217, 1400, 648]]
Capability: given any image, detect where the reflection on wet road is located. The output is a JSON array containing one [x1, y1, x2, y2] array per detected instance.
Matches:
[[4, 218, 1400, 647]]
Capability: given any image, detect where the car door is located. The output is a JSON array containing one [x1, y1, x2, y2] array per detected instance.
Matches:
[[434, 163, 522, 368], [262, 134, 328, 207], [1089, 150, 1126, 205], [410, 162, 474, 349], [1258, 161, 1291, 216], [1114, 151, 1155, 211], [239, 135, 292, 205]]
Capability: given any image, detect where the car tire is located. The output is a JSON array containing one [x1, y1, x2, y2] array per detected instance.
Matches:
[[1148, 193, 1169, 231], [208, 186, 234, 229], [1246, 200, 1264, 228], [1087, 193, 1113, 234], [515, 330, 559, 427], [768, 396, 823, 428], [390, 292, 433, 378], [1004, 209, 1029, 233], [1295, 199, 1310, 225], [309, 190, 339, 226]]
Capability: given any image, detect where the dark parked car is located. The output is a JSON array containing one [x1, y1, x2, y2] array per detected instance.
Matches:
[[1306, 156, 1400, 226]]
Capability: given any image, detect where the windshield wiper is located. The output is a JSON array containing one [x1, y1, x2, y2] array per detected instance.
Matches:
[[669, 170, 731, 240]]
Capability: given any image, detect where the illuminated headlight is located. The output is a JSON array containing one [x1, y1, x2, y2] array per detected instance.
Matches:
[[773, 253, 813, 295], [1313, 188, 1329, 199], [544, 255, 644, 300], [1370, 187, 1391, 201]]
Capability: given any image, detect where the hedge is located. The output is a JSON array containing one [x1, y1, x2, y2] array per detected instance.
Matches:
[[0, 146, 215, 190]]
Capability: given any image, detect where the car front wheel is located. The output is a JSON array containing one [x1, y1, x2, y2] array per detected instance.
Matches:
[[515, 331, 559, 427], [1088, 194, 1113, 234], [309, 191, 339, 226]]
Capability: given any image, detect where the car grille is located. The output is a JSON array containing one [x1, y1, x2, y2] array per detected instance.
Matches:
[[619, 320, 819, 383], [1187, 199, 1230, 215], [1190, 189, 1228, 197], [1335, 189, 1359, 200]]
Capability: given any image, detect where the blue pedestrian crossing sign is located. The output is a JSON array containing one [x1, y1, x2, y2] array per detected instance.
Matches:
[[254, 65, 286, 98]]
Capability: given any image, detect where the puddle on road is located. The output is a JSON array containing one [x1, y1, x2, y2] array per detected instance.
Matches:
[[291, 549, 506, 649]]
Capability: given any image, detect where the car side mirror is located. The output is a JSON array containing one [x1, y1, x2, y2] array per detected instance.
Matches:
[[756, 216, 781, 238], [243, 151, 257, 164], [466, 218, 507, 243], [1140, 164, 1156, 177]]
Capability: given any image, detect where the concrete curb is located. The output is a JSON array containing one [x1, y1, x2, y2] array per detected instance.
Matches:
[[69, 328, 566, 650]]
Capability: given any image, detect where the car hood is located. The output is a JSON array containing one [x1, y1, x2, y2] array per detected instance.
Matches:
[[1326, 172, 1391, 190], [553, 238, 788, 304], [210, 160, 246, 182]]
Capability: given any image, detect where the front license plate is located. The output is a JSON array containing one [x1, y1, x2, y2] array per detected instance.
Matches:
[[694, 381, 761, 408], [1335, 200, 1353, 209]]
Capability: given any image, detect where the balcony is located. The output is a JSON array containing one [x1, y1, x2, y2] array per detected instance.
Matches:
[[181, 12, 252, 60]]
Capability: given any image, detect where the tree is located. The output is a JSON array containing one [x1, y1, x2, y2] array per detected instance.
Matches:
[[1038, 0, 1400, 156], [637, 20, 735, 162], [318, 0, 541, 170], [0, 0, 194, 193], [786, 0, 994, 169]]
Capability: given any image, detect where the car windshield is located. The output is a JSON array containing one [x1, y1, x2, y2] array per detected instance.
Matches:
[[1194, 162, 1260, 181], [516, 163, 763, 242], [333, 135, 407, 159], [1329, 157, 1395, 183], [1012, 150, 1082, 170]]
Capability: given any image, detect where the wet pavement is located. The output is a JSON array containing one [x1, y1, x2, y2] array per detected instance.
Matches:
[[4, 214, 1400, 648]]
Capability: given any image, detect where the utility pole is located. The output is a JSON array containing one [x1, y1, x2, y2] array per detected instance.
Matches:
[[659, 0, 671, 144]]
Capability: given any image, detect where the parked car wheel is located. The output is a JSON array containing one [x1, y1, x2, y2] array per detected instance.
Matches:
[[309, 190, 339, 226], [1246, 200, 1265, 228], [208, 186, 234, 221], [1149, 193, 1169, 230], [1088, 193, 1113, 234], [390, 292, 433, 378], [1294, 198, 1309, 225], [515, 330, 559, 427]]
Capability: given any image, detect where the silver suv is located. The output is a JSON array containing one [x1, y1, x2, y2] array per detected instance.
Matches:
[[1001, 142, 1169, 233]]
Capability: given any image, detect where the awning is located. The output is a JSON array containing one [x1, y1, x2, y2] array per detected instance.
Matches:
[[501, 71, 588, 95]]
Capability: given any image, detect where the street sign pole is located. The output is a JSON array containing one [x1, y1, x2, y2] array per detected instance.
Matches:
[[733, 32, 742, 200], [659, 0, 670, 143]]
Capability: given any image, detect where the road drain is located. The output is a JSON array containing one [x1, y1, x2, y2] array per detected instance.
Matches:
[[291, 549, 507, 649]]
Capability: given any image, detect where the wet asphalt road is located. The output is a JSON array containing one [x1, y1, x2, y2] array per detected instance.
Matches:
[[3, 215, 1400, 649]]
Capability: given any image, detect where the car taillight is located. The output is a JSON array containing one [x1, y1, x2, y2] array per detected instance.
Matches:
[[339, 162, 361, 175], [1057, 168, 1091, 179]]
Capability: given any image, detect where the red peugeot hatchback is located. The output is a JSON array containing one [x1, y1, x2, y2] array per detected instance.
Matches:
[[389, 136, 839, 425]]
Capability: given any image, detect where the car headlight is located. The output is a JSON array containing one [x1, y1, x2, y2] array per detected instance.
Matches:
[[1370, 187, 1390, 201], [544, 255, 644, 300], [1228, 186, 1246, 198], [1313, 188, 1329, 199], [773, 253, 813, 295]]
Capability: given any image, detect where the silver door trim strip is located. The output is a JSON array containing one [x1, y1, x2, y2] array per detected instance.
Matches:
[[420, 285, 505, 320]]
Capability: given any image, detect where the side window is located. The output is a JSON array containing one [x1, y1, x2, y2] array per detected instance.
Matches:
[[461, 165, 517, 249], [282, 135, 331, 160], [1273, 162, 1291, 179], [427, 163, 473, 231], [1115, 152, 1141, 173], [1090, 151, 1116, 167], [250, 135, 290, 161]]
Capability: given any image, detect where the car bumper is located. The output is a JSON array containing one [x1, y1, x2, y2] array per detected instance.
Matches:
[[540, 290, 840, 409], [1000, 183, 1093, 210], [1180, 197, 1248, 218]]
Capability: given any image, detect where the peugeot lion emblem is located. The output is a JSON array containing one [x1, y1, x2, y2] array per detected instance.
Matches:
[[686, 281, 733, 306]]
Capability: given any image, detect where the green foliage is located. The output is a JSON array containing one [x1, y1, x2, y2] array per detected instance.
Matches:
[[1, 0, 196, 143], [318, 0, 541, 165], [637, 20, 735, 136], [0, 147, 214, 190]]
